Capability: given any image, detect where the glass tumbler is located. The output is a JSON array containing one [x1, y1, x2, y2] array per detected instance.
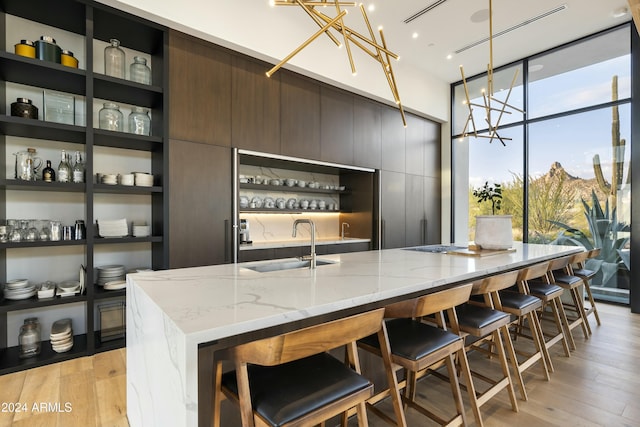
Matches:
[[130, 56, 151, 84], [19, 318, 41, 358], [104, 38, 126, 78], [99, 102, 124, 132]]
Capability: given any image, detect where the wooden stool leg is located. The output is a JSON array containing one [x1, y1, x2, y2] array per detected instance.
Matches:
[[445, 353, 467, 426], [501, 323, 527, 401], [570, 287, 590, 339], [583, 278, 602, 326], [493, 328, 519, 412], [457, 347, 483, 427], [528, 311, 551, 379], [213, 360, 224, 427]]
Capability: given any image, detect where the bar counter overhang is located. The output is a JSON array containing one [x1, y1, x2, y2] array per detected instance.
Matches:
[[125, 243, 582, 427]]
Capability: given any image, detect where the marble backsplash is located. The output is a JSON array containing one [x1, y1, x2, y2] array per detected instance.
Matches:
[[240, 213, 341, 243]]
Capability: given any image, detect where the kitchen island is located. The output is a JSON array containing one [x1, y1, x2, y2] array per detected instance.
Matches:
[[126, 243, 581, 427]]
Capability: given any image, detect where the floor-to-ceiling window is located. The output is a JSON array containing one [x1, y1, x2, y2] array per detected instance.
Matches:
[[452, 24, 631, 304]]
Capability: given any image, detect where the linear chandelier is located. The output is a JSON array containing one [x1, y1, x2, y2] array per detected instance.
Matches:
[[268, 0, 406, 126], [459, 0, 523, 145]]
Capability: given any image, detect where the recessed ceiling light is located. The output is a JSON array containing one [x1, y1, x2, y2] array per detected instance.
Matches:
[[446, 54, 453, 60], [529, 64, 544, 73], [412, 32, 419, 39], [612, 6, 628, 18], [368, 4, 375, 13], [470, 8, 489, 23]]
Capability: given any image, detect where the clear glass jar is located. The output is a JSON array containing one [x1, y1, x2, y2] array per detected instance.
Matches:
[[104, 38, 126, 78], [130, 56, 151, 85], [99, 102, 124, 132], [19, 318, 41, 358], [128, 107, 151, 135]]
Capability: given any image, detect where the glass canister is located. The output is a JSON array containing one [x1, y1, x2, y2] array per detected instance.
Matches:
[[104, 38, 126, 78], [129, 56, 151, 85], [19, 318, 41, 358], [99, 102, 124, 131], [128, 107, 151, 135], [11, 98, 38, 119]]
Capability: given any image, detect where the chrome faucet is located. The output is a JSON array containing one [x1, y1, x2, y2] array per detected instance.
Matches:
[[293, 219, 316, 269], [341, 222, 350, 239]]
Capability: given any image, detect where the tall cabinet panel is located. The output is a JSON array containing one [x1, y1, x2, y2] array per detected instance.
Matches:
[[0, 0, 168, 374], [320, 86, 353, 165], [280, 70, 321, 160], [405, 114, 425, 176], [353, 98, 381, 169], [379, 170, 406, 249], [405, 174, 425, 247], [231, 55, 280, 154], [168, 30, 231, 146], [168, 140, 231, 268], [380, 106, 405, 173]]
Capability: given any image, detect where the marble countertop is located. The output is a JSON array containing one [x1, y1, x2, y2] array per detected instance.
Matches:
[[128, 243, 581, 344], [239, 236, 371, 250]]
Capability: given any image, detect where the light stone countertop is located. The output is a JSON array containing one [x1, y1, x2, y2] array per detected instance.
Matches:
[[126, 242, 582, 427]]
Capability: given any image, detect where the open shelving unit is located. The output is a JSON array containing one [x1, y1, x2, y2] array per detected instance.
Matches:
[[0, 0, 168, 375]]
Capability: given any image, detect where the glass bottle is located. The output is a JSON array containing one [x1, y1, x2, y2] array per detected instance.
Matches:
[[43, 160, 56, 182], [130, 56, 151, 85], [57, 149, 71, 183], [128, 107, 151, 135], [19, 317, 41, 358], [99, 102, 123, 132], [72, 151, 85, 183], [104, 38, 126, 78]]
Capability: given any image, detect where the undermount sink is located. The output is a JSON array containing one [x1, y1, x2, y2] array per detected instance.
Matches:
[[244, 258, 337, 273]]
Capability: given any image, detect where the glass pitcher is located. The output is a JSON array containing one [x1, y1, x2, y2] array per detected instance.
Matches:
[[14, 148, 42, 181]]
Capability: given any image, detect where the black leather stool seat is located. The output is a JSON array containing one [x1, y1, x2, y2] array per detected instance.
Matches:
[[527, 282, 563, 300], [360, 318, 462, 361], [221, 352, 371, 426], [552, 271, 582, 286], [456, 304, 510, 336], [572, 267, 596, 279], [499, 291, 542, 312]]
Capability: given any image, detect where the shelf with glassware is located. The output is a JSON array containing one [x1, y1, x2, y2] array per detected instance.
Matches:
[[0, 0, 168, 373], [239, 183, 347, 213]]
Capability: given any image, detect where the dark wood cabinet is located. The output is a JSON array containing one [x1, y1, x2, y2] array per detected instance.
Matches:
[[380, 106, 406, 173], [280, 71, 321, 160], [168, 31, 231, 146], [424, 119, 441, 178], [320, 86, 354, 164], [405, 174, 425, 247], [353, 98, 382, 169], [231, 55, 281, 153], [168, 140, 232, 267], [380, 170, 406, 249], [405, 114, 425, 176], [423, 176, 441, 245]]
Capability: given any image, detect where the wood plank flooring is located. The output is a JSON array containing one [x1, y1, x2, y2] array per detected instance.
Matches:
[[0, 302, 637, 427]]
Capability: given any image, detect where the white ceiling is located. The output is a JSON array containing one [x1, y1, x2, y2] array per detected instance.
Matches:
[[361, 0, 631, 82]]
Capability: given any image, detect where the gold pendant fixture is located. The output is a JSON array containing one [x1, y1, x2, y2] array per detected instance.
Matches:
[[460, 0, 523, 145], [268, 0, 406, 126]]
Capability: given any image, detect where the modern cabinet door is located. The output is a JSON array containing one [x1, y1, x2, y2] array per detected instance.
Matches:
[[405, 114, 425, 176], [169, 30, 232, 146], [380, 170, 406, 249], [231, 55, 281, 153], [280, 70, 321, 160], [424, 176, 441, 245], [320, 86, 354, 165], [380, 107, 406, 173], [405, 174, 425, 247], [169, 140, 232, 267], [353, 98, 381, 169]]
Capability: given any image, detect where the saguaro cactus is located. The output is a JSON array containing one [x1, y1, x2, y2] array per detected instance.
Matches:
[[593, 75, 630, 208]]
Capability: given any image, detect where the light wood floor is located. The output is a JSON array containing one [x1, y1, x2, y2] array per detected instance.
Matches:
[[0, 302, 638, 427]]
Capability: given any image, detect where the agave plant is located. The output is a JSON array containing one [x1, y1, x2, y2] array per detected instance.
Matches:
[[548, 190, 630, 287]]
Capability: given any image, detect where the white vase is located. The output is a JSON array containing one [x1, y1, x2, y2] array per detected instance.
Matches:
[[474, 215, 513, 250]]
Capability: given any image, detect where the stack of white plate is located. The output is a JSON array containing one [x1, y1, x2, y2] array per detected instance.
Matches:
[[98, 218, 128, 237], [101, 174, 118, 185], [4, 279, 36, 300], [134, 172, 154, 187], [97, 265, 126, 288], [50, 318, 73, 353], [57, 280, 80, 297], [132, 223, 150, 237]]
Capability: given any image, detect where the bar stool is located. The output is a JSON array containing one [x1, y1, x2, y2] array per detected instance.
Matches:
[[357, 284, 474, 427], [548, 255, 590, 340], [569, 248, 602, 329], [516, 261, 572, 372], [455, 279, 520, 425], [213, 308, 399, 427], [471, 270, 549, 402]]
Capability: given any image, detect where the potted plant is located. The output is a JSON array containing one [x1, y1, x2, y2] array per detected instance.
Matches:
[[472, 182, 513, 249]]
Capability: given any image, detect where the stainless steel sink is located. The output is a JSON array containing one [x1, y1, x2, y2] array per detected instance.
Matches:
[[244, 258, 337, 273]]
